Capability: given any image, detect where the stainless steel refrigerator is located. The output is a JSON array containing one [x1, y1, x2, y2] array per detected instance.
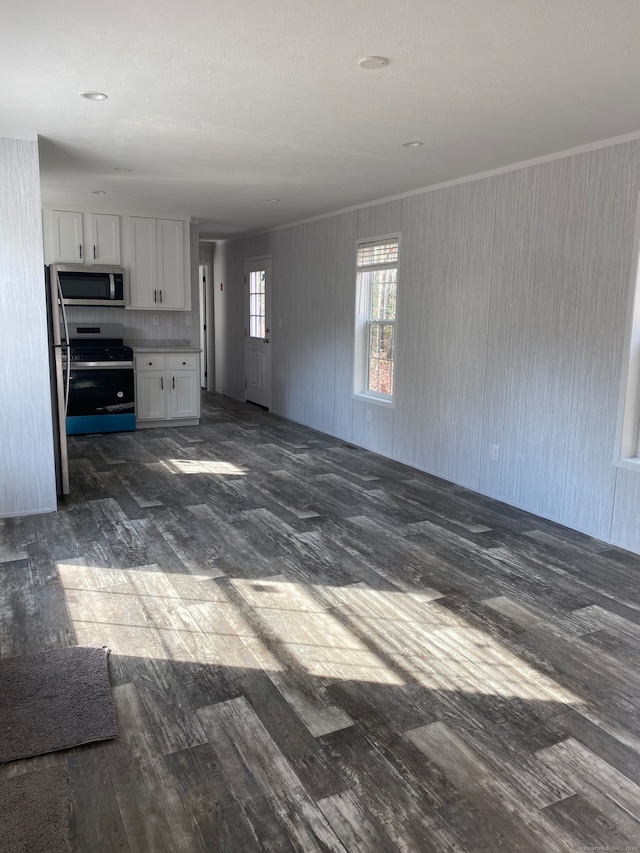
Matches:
[[45, 265, 70, 496]]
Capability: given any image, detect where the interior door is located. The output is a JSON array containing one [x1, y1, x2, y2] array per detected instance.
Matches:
[[244, 257, 271, 408]]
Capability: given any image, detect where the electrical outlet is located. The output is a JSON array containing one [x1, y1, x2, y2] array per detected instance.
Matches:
[[185, 315, 192, 326], [152, 315, 159, 325], [491, 444, 500, 462], [366, 408, 372, 422]]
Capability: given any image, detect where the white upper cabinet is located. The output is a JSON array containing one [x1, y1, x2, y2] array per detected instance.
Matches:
[[128, 217, 157, 303], [157, 219, 185, 309], [48, 209, 121, 265], [127, 217, 189, 310], [44, 205, 190, 311], [50, 210, 84, 263], [89, 213, 121, 264]]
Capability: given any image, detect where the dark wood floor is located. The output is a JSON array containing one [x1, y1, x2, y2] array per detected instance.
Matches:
[[2, 392, 640, 852]]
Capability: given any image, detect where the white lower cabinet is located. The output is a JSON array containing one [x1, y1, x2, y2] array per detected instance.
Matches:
[[135, 353, 200, 426]]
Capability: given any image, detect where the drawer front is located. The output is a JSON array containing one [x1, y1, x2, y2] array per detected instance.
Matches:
[[136, 355, 165, 371], [169, 354, 198, 371]]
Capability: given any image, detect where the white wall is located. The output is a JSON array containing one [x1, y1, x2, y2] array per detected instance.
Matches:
[[0, 136, 57, 516], [225, 138, 640, 554]]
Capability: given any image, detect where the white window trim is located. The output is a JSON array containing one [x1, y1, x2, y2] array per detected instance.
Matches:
[[353, 233, 400, 407], [614, 192, 640, 471]]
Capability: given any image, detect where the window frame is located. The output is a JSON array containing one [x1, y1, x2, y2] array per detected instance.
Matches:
[[353, 234, 400, 406], [615, 192, 640, 470]]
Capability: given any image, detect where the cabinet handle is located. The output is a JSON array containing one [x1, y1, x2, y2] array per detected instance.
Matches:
[[154, 290, 157, 303], [172, 376, 175, 389], [160, 376, 163, 390], [159, 290, 163, 303], [79, 244, 83, 259], [148, 362, 153, 366], [93, 245, 97, 259]]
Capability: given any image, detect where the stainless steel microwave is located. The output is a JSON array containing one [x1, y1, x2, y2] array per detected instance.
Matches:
[[49, 264, 125, 306]]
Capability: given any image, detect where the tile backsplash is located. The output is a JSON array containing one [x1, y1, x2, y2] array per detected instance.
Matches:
[[63, 305, 199, 347]]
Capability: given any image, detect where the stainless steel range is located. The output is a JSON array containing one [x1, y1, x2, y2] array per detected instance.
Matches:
[[64, 323, 135, 435]]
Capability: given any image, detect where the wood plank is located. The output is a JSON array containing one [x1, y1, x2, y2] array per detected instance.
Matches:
[[316, 790, 397, 853], [406, 721, 577, 853], [320, 726, 464, 852], [103, 682, 205, 853], [67, 746, 131, 853], [0, 558, 44, 656], [535, 737, 640, 835], [164, 744, 262, 853], [554, 708, 640, 786], [196, 697, 347, 851], [543, 794, 636, 850], [437, 799, 518, 853]]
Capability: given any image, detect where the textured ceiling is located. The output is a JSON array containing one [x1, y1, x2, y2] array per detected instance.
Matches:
[[2, 0, 640, 238]]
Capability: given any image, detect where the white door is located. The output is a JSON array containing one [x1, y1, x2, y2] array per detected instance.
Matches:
[[244, 257, 271, 408]]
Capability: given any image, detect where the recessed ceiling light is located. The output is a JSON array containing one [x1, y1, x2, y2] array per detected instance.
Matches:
[[266, 198, 280, 203], [403, 141, 424, 148], [358, 56, 388, 70], [80, 91, 108, 101], [114, 167, 131, 173], [92, 190, 106, 195]]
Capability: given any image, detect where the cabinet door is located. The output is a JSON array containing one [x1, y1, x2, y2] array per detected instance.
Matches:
[[128, 217, 158, 308], [135, 371, 167, 420], [169, 372, 199, 418], [156, 219, 185, 309], [51, 210, 84, 263], [89, 213, 121, 264]]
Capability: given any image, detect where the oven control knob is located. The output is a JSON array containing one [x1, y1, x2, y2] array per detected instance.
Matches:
[[117, 391, 124, 398]]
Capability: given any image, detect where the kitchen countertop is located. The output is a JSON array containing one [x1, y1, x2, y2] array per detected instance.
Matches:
[[126, 339, 201, 353]]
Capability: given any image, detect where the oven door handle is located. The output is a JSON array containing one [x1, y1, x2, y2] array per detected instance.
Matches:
[[68, 361, 134, 369]]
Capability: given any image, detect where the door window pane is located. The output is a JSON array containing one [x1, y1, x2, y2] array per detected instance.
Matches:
[[249, 270, 266, 338]]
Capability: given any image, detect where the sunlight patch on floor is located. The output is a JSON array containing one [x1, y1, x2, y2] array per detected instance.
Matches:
[[57, 560, 581, 700], [166, 458, 247, 476]]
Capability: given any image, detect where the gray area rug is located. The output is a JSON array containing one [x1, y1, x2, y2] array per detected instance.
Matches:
[[0, 765, 71, 853], [0, 646, 117, 763]]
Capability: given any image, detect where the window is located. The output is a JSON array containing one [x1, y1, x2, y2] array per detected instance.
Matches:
[[354, 238, 399, 401]]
